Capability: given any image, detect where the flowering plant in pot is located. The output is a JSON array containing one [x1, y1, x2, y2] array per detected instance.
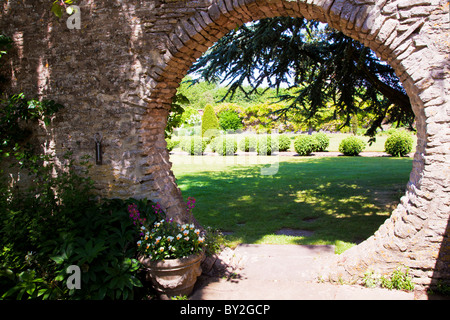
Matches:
[[131, 197, 206, 299]]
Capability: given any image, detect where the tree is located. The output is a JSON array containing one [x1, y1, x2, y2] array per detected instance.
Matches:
[[189, 17, 414, 140], [201, 104, 220, 138]]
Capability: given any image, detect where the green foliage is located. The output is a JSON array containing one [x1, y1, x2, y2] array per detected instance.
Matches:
[[177, 78, 217, 109], [277, 134, 291, 152], [189, 17, 414, 138], [51, 0, 74, 18], [257, 135, 278, 155], [313, 132, 330, 152], [214, 136, 237, 156], [381, 267, 415, 291], [0, 35, 12, 60], [339, 136, 366, 156], [218, 110, 243, 132], [239, 135, 257, 152], [166, 93, 189, 138], [0, 93, 64, 156], [350, 116, 359, 135], [166, 138, 178, 152], [180, 136, 207, 155], [363, 266, 414, 291], [201, 105, 220, 139], [384, 130, 414, 157], [294, 135, 318, 156], [202, 227, 226, 257], [0, 151, 160, 300]]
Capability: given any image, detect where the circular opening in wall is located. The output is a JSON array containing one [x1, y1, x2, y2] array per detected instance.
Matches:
[[161, 15, 416, 254]]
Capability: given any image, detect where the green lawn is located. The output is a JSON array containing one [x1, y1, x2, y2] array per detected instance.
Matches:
[[170, 155, 412, 253]]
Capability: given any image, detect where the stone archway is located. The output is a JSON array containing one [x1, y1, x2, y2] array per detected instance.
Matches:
[[143, 0, 449, 288], [0, 0, 447, 289]]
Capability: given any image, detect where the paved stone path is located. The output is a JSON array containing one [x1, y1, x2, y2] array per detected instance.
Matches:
[[190, 244, 421, 300]]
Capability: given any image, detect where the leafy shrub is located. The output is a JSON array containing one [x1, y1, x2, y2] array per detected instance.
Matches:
[[380, 266, 415, 291], [384, 130, 414, 157], [294, 135, 318, 156], [239, 135, 257, 152], [166, 138, 175, 152], [313, 132, 329, 152], [0, 93, 63, 156], [214, 136, 237, 156], [363, 266, 414, 291], [0, 152, 161, 300], [180, 136, 207, 155], [257, 135, 278, 155], [218, 110, 243, 132], [201, 104, 220, 139], [50, 198, 157, 300], [277, 134, 291, 152], [339, 136, 366, 156]]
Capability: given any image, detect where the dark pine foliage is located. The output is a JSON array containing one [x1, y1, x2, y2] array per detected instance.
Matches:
[[189, 17, 414, 139]]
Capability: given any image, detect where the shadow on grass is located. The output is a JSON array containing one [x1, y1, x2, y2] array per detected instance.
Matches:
[[174, 157, 412, 250]]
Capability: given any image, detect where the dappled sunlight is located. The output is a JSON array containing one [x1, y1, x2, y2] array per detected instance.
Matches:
[[171, 155, 412, 252]]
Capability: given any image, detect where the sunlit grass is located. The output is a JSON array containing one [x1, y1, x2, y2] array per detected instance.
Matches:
[[170, 155, 412, 254]]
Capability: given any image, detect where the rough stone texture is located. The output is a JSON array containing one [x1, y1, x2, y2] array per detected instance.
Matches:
[[0, 0, 448, 289]]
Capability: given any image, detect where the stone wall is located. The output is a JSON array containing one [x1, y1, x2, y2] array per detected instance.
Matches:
[[0, 0, 448, 288]]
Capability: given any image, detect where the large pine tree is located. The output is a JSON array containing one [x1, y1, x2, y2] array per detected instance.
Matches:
[[188, 17, 414, 139]]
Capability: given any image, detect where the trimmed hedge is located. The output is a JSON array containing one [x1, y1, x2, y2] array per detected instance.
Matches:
[[294, 135, 318, 156], [257, 135, 278, 155], [277, 134, 292, 152], [181, 136, 207, 155], [313, 132, 329, 152], [166, 138, 180, 152], [214, 136, 238, 156], [239, 135, 257, 152], [384, 130, 414, 157], [339, 136, 366, 156], [201, 104, 220, 139]]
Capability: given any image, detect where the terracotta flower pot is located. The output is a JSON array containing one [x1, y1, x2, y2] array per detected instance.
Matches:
[[139, 253, 204, 299]]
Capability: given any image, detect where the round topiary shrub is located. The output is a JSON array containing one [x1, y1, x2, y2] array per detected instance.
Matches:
[[277, 134, 292, 152], [384, 130, 414, 157], [257, 135, 278, 155], [214, 136, 237, 156], [312, 132, 330, 152], [218, 110, 243, 132], [239, 135, 257, 152], [338, 136, 366, 156], [181, 136, 207, 155], [294, 135, 318, 156]]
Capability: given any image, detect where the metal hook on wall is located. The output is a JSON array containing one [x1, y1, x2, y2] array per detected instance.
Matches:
[[94, 133, 103, 165]]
